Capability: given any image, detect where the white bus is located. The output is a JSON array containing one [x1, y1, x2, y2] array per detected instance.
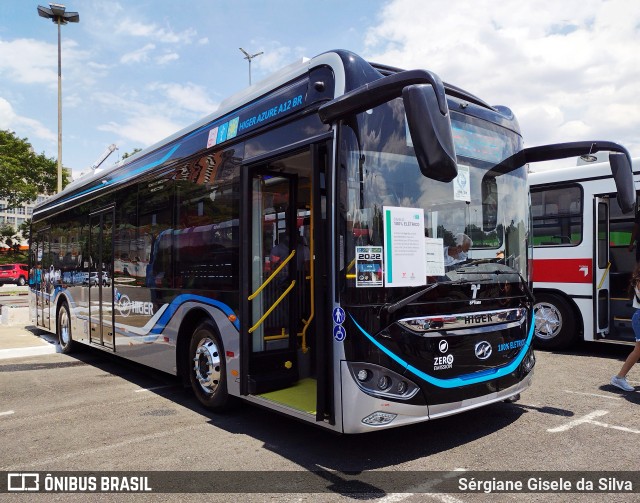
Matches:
[[530, 157, 639, 349], [29, 49, 633, 433]]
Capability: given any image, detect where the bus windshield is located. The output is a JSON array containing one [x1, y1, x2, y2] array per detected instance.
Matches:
[[339, 98, 528, 299]]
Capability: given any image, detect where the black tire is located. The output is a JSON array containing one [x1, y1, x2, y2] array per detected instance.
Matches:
[[57, 302, 76, 354], [188, 321, 229, 410], [533, 293, 577, 350], [17, 276, 26, 286]]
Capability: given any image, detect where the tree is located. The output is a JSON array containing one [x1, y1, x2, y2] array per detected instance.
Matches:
[[121, 148, 142, 160], [0, 130, 69, 210], [0, 223, 20, 252]]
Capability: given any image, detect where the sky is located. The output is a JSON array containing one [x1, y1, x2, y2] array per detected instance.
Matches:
[[0, 0, 638, 179]]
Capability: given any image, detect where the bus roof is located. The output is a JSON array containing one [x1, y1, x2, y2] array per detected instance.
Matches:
[[35, 49, 520, 219], [529, 157, 639, 186]]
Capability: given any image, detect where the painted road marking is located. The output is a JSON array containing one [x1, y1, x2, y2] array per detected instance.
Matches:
[[134, 385, 173, 393], [0, 410, 15, 417], [564, 390, 621, 400], [5, 424, 205, 470], [377, 469, 466, 503], [548, 410, 640, 434]]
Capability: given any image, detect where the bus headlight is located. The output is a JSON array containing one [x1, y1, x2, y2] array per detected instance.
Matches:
[[347, 362, 420, 401], [356, 369, 370, 382], [377, 375, 391, 390]]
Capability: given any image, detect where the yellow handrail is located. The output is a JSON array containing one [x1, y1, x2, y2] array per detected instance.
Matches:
[[597, 262, 611, 290], [248, 249, 296, 301], [265, 328, 288, 341], [299, 203, 314, 353], [248, 280, 296, 334], [345, 257, 357, 280]]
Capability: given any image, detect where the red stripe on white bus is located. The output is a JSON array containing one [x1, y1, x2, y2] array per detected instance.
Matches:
[[532, 258, 592, 284]]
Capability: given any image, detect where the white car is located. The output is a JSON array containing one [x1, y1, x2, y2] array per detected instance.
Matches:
[[82, 272, 111, 286]]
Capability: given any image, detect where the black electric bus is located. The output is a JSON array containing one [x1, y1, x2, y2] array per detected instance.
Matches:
[[29, 50, 634, 433]]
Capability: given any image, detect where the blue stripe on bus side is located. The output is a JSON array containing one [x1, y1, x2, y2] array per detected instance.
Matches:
[[57, 144, 182, 205], [348, 312, 534, 389], [54, 290, 239, 337], [147, 294, 240, 334]]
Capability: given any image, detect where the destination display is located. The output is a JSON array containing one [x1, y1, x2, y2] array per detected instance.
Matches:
[[206, 79, 308, 149]]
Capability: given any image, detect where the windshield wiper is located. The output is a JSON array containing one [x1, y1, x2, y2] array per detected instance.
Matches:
[[382, 283, 440, 315]]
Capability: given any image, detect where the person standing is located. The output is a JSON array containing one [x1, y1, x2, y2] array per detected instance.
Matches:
[[610, 263, 640, 391]]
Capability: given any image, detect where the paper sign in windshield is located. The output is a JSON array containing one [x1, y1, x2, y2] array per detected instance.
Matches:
[[355, 246, 383, 288], [383, 206, 427, 288], [425, 237, 445, 276], [453, 164, 471, 202]]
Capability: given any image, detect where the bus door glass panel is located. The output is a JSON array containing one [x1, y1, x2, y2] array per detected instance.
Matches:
[[244, 167, 303, 395], [89, 210, 115, 349], [250, 173, 296, 353], [243, 148, 319, 402], [608, 196, 636, 299], [34, 231, 49, 329], [595, 198, 609, 334]]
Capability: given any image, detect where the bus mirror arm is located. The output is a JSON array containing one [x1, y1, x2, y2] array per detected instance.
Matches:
[[318, 69, 458, 183], [318, 69, 449, 122], [517, 272, 535, 305], [521, 141, 635, 214]]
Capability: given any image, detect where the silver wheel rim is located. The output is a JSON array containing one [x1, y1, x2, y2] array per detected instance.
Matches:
[[59, 309, 70, 346], [534, 302, 562, 340], [193, 337, 221, 395]]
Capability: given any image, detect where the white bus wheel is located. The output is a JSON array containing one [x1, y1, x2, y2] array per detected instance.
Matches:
[[57, 302, 76, 354], [533, 293, 576, 350], [188, 321, 229, 410]]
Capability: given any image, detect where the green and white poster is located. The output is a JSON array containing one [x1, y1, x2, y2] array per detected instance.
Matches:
[[383, 206, 426, 288]]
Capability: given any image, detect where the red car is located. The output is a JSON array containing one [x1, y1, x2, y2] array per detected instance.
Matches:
[[0, 263, 29, 286]]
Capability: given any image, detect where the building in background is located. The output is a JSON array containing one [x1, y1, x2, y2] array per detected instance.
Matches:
[[0, 195, 49, 250]]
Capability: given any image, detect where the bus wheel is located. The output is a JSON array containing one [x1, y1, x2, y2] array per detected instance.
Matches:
[[189, 322, 229, 410], [57, 302, 76, 354], [533, 293, 576, 350]]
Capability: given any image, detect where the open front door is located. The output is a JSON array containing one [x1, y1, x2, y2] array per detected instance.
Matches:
[[245, 169, 300, 392], [240, 145, 330, 421], [594, 197, 610, 338]]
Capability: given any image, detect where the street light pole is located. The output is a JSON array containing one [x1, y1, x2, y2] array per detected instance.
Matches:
[[239, 47, 264, 86], [56, 16, 62, 193], [37, 3, 79, 194]]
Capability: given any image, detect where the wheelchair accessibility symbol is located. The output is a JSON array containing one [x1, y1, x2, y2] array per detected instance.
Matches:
[[333, 325, 346, 342]]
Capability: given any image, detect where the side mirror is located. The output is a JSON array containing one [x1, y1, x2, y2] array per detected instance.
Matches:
[[402, 84, 458, 182], [318, 69, 458, 183], [610, 153, 635, 213]]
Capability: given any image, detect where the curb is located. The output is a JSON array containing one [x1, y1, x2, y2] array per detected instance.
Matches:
[[0, 344, 59, 360]]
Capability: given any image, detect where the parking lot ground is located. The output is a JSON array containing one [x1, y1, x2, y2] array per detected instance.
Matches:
[[1, 333, 639, 502]]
